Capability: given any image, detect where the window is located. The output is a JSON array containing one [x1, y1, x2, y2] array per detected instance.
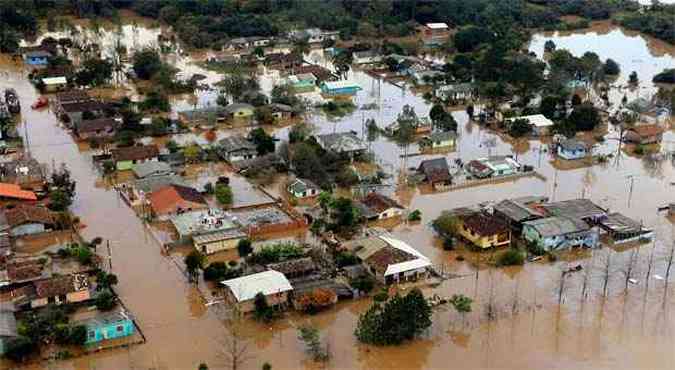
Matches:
[[116, 325, 124, 333], [88, 331, 95, 339]]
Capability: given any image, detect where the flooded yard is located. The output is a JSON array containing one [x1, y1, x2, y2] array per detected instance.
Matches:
[[0, 13, 674, 370]]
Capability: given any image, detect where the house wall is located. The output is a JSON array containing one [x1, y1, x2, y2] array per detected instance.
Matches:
[[44, 83, 66, 93], [228, 152, 257, 162], [67, 290, 91, 303], [458, 222, 510, 249], [86, 319, 135, 344], [378, 207, 403, 220], [195, 236, 243, 255], [10, 223, 46, 237], [383, 267, 429, 285], [26, 56, 49, 65], [227, 290, 289, 313], [557, 147, 587, 160], [523, 226, 598, 251]]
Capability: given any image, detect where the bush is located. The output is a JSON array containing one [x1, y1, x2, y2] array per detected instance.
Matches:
[[68, 325, 87, 345], [350, 276, 375, 293], [407, 210, 422, 222], [335, 251, 359, 267], [497, 249, 525, 266], [295, 288, 336, 313], [253, 292, 276, 323], [95, 290, 116, 311], [237, 239, 253, 258], [526, 241, 546, 257], [203, 262, 236, 281], [215, 183, 233, 206], [5, 336, 36, 362]]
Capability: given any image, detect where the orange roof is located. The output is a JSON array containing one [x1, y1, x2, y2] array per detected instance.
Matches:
[[148, 185, 207, 215], [0, 183, 37, 201]]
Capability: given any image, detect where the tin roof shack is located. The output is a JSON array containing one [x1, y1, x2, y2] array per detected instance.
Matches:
[[522, 217, 598, 252], [0, 303, 17, 355], [111, 145, 160, 171], [287, 178, 320, 199], [264, 52, 303, 72], [221, 270, 293, 313], [556, 139, 590, 160], [4, 258, 51, 286], [178, 106, 228, 127], [492, 196, 548, 234], [74, 117, 118, 141], [0, 158, 47, 193], [30, 273, 91, 309], [267, 257, 316, 279], [540, 199, 607, 225], [148, 185, 208, 221], [505, 114, 554, 137], [457, 212, 511, 249], [423, 23, 450, 46], [356, 193, 404, 221], [623, 124, 665, 145], [346, 235, 431, 285], [171, 209, 245, 255], [132, 161, 174, 179], [417, 158, 452, 189], [77, 309, 135, 345], [419, 131, 457, 151], [598, 213, 654, 245], [218, 136, 258, 163], [314, 132, 367, 160], [0, 204, 56, 237]]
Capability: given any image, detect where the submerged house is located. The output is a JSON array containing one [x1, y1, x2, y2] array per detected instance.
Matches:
[[623, 124, 665, 145], [74, 118, 118, 141], [218, 136, 258, 163], [0, 157, 47, 193], [422, 23, 450, 46], [598, 213, 654, 244], [221, 270, 293, 313], [320, 80, 361, 96], [466, 156, 521, 179], [224, 103, 255, 120], [287, 73, 317, 93], [356, 193, 404, 221], [522, 216, 598, 251], [492, 196, 548, 234], [557, 139, 589, 160], [347, 235, 431, 285], [457, 212, 511, 249], [111, 145, 160, 171], [541, 199, 607, 224], [287, 178, 320, 199], [171, 208, 245, 255], [30, 274, 91, 308], [148, 185, 208, 220], [419, 131, 457, 151], [314, 132, 367, 158], [505, 114, 554, 137], [417, 158, 452, 189], [80, 309, 135, 345], [0, 204, 56, 237]]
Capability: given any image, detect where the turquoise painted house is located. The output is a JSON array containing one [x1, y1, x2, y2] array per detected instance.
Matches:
[[82, 310, 135, 344], [320, 80, 361, 96]]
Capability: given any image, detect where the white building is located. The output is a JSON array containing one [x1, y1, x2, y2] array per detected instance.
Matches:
[[221, 270, 293, 313]]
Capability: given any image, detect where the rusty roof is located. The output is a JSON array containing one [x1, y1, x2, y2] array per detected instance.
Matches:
[[4, 204, 55, 227], [7, 259, 47, 283], [111, 145, 159, 162], [34, 274, 88, 298], [149, 185, 207, 215], [360, 193, 403, 214], [627, 124, 664, 138]]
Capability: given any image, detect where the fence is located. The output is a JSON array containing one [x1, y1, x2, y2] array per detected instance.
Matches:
[[446, 171, 546, 192]]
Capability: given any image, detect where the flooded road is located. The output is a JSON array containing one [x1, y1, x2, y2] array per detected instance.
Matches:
[[1, 15, 675, 370]]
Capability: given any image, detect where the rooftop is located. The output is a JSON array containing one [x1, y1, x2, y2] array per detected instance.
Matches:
[[348, 235, 430, 277], [171, 208, 240, 237], [541, 199, 606, 220], [426, 22, 449, 29], [360, 193, 403, 214], [460, 213, 509, 236], [627, 124, 665, 137], [132, 161, 173, 179], [219, 136, 257, 153], [315, 132, 367, 153], [34, 274, 89, 298], [493, 196, 548, 222], [149, 185, 207, 215], [523, 216, 590, 237], [76, 117, 117, 134], [0, 183, 37, 201], [559, 139, 589, 151], [417, 157, 451, 183], [111, 145, 159, 162], [133, 174, 190, 194], [221, 270, 293, 302], [321, 80, 361, 90], [3, 204, 55, 228], [506, 114, 554, 128], [598, 213, 647, 234]]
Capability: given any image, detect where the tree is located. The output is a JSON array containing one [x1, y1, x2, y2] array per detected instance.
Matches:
[[329, 197, 360, 234], [355, 288, 431, 345], [298, 325, 329, 361], [395, 105, 417, 174], [497, 249, 525, 266], [96, 271, 118, 291], [253, 292, 275, 322], [132, 48, 162, 80], [237, 239, 253, 258], [95, 289, 116, 311], [454, 26, 493, 53], [539, 95, 561, 119], [49, 189, 72, 212], [262, 363, 272, 370], [248, 128, 275, 155], [603, 58, 620, 76], [567, 103, 601, 132], [183, 144, 202, 163], [215, 183, 233, 206], [184, 250, 206, 282], [0, 27, 20, 53], [508, 118, 532, 138], [544, 40, 556, 53], [198, 364, 209, 370], [449, 294, 473, 314], [220, 74, 260, 100], [69, 325, 88, 345], [629, 71, 639, 84], [5, 336, 36, 362], [75, 58, 113, 87], [432, 212, 460, 239]]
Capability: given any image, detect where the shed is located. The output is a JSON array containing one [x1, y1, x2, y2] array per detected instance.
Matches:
[[218, 136, 258, 162], [557, 139, 589, 160]]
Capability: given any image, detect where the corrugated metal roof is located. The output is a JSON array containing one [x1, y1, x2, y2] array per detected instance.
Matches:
[[221, 270, 293, 302]]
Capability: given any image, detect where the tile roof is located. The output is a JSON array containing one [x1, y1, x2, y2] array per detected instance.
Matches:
[[60, 100, 108, 113], [0, 183, 37, 200], [111, 145, 159, 162], [418, 158, 451, 183], [360, 193, 403, 214], [149, 185, 207, 215], [4, 204, 55, 227], [460, 213, 509, 236], [56, 90, 90, 104], [34, 274, 89, 298], [541, 199, 606, 220], [7, 259, 48, 283], [133, 174, 189, 194], [76, 117, 117, 134]]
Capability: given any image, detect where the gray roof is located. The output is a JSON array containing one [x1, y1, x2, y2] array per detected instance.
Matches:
[[0, 303, 16, 338], [132, 161, 173, 179], [219, 136, 257, 154], [559, 139, 588, 151], [133, 174, 190, 194], [314, 132, 367, 154], [523, 216, 590, 237], [179, 106, 227, 121], [493, 197, 547, 223], [269, 103, 293, 113], [542, 199, 606, 220], [77, 309, 134, 330], [288, 178, 319, 194], [599, 213, 645, 234]]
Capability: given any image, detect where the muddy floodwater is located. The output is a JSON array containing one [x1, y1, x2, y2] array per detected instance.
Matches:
[[1, 16, 675, 370]]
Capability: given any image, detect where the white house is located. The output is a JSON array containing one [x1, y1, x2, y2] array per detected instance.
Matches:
[[287, 178, 320, 199], [505, 114, 554, 136], [221, 270, 293, 313]]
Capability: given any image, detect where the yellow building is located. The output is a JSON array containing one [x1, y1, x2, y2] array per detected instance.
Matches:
[[458, 213, 511, 249]]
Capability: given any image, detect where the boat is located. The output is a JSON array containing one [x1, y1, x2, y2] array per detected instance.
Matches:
[[3, 89, 20, 114], [31, 96, 48, 110]]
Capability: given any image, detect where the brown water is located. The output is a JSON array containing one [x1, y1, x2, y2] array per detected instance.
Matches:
[[1, 16, 675, 370]]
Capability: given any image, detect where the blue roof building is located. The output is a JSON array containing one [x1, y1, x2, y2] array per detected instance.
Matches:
[[320, 80, 361, 96], [80, 310, 135, 344], [23, 50, 52, 66]]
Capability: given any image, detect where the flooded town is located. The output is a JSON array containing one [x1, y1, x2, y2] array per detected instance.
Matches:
[[0, 1, 672, 369]]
